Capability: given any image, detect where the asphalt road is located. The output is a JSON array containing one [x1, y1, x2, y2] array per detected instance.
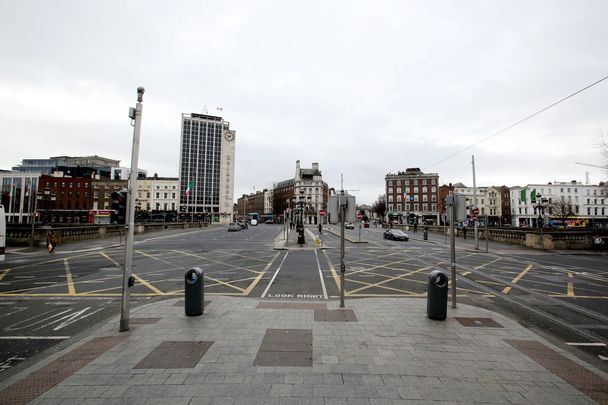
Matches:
[[1, 223, 607, 376]]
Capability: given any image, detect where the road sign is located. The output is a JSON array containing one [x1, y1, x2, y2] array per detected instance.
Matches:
[[319, 209, 326, 217], [357, 212, 363, 220], [472, 207, 479, 216]]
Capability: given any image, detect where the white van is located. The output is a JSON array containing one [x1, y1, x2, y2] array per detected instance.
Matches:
[[0, 204, 6, 262]]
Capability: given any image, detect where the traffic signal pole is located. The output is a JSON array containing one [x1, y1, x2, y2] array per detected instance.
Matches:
[[120, 87, 144, 332]]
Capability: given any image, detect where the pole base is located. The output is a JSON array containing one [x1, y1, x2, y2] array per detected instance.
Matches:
[[119, 318, 130, 332]]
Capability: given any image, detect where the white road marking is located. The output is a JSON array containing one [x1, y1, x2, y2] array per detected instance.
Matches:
[[0, 336, 70, 340], [314, 249, 328, 300], [261, 251, 289, 298], [565, 342, 606, 347]]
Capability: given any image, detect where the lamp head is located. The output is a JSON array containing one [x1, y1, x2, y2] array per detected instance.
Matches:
[[137, 87, 145, 102]]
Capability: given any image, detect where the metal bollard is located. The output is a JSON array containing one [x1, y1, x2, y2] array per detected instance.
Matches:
[[427, 270, 449, 320], [423, 227, 428, 241], [185, 267, 204, 316]]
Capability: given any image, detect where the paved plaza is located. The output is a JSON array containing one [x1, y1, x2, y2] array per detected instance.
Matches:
[[1, 294, 606, 404]]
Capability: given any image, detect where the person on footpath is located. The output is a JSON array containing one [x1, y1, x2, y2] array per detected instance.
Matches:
[[46, 231, 58, 254]]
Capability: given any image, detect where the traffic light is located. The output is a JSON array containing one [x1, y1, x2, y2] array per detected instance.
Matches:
[[111, 190, 128, 224]]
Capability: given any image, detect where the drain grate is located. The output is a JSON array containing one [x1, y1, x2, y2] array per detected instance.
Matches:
[[506, 339, 608, 403], [254, 329, 312, 367], [454, 317, 503, 328], [134, 341, 213, 369], [314, 309, 357, 322], [257, 302, 327, 310]]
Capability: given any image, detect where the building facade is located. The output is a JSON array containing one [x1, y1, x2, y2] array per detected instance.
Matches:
[[178, 113, 235, 224], [236, 189, 273, 222], [0, 171, 40, 224], [12, 156, 119, 178], [90, 178, 128, 212], [385, 168, 439, 224], [137, 176, 179, 213], [272, 161, 329, 225], [511, 181, 608, 228]]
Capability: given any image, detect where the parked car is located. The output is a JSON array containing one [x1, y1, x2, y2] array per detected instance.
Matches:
[[383, 229, 409, 241], [227, 223, 241, 232], [237, 221, 248, 230], [345, 222, 355, 229]]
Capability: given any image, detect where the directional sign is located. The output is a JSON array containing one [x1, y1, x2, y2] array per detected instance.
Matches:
[[357, 212, 363, 220], [319, 209, 326, 217]]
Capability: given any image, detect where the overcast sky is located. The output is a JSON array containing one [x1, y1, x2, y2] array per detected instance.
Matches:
[[1, 0, 607, 205]]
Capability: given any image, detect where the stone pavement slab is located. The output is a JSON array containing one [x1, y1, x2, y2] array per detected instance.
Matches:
[[0, 296, 606, 404]]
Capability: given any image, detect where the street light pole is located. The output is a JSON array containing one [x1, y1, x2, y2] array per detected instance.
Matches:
[[472, 155, 479, 250], [119, 86, 144, 333]]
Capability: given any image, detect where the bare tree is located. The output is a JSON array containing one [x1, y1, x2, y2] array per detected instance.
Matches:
[[548, 200, 575, 228], [372, 194, 386, 219]]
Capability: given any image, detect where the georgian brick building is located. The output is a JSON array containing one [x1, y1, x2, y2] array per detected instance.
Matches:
[[385, 168, 439, 224]]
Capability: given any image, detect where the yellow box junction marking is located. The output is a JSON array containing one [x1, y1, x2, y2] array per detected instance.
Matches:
[[100, 252, 120, 267], [170, 249, 278, 296], [502, 264, 533, 295], [64, 259, 76, 296], [132, 274, 164, 295], [0, 268, 11, 281], [348, 266, 432, 295]]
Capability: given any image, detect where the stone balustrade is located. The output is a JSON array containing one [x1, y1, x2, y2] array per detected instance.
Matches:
[[6, 222, 209, 247]]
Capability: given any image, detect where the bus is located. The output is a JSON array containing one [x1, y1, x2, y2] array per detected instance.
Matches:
[[546, 216, 590, 228], [88, 210, 114, 224], [0, 204, 5, 262]]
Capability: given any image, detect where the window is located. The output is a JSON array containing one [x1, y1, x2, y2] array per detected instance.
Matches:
[[414, 204, 419, 211], [414, 187, 419, 193], [156, 192, 160, 199], [396, 203, 402, 211], [388, 187, 393, 194]]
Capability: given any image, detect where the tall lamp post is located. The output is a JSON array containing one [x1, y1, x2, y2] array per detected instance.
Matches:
[[535, 194, 548, 249]]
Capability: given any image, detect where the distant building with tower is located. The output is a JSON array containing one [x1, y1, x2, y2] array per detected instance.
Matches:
[[178, 113, 235, 224], [272, 160, 329, 225]]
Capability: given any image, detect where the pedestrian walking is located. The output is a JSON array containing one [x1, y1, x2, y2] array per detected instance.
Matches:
[[463, 227, 467, 240], [46, 231, 58, 254]]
